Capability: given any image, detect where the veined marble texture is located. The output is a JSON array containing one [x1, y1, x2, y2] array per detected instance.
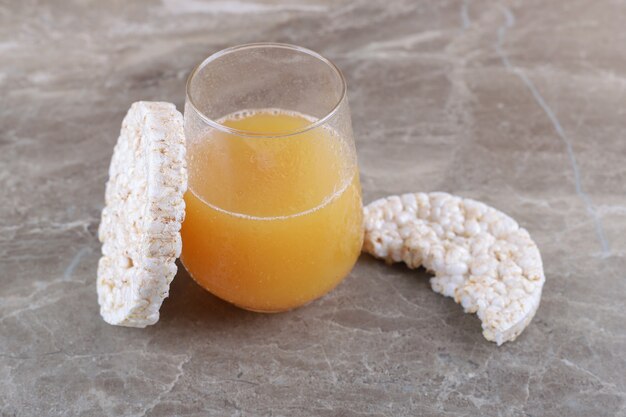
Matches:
[[1, 0, 625, 416]]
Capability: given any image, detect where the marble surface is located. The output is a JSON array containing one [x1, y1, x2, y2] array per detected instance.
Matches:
[[1, 0, 625, 416]]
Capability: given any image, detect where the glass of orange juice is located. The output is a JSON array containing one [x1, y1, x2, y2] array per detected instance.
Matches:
[[181, 43, 363, 312]]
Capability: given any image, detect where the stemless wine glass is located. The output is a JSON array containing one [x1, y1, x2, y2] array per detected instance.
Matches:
[[181, 43, 363, 312]]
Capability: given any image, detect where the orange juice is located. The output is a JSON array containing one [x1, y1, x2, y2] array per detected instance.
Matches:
[[180, 109, 363, 312]]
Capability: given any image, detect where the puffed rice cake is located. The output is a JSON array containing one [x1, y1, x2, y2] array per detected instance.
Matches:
[[97, 101, 187, 327], [363, 192, 545, 345]]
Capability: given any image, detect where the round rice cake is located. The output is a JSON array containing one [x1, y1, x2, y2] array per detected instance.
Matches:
[[97, 101, 187, 327], [363, 192, 545, 345]]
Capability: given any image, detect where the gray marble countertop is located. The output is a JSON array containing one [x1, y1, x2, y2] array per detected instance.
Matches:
[[1, 1, 625, 416]]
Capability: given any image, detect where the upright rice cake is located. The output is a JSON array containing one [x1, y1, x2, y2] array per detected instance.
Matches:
[[97, 101, 187, 327]]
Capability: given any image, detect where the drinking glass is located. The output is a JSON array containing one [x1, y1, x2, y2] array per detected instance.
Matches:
[[181, 43, 362, 312]]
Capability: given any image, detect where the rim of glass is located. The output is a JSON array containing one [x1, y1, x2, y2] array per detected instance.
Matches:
[[185, 42, 347, 139]]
